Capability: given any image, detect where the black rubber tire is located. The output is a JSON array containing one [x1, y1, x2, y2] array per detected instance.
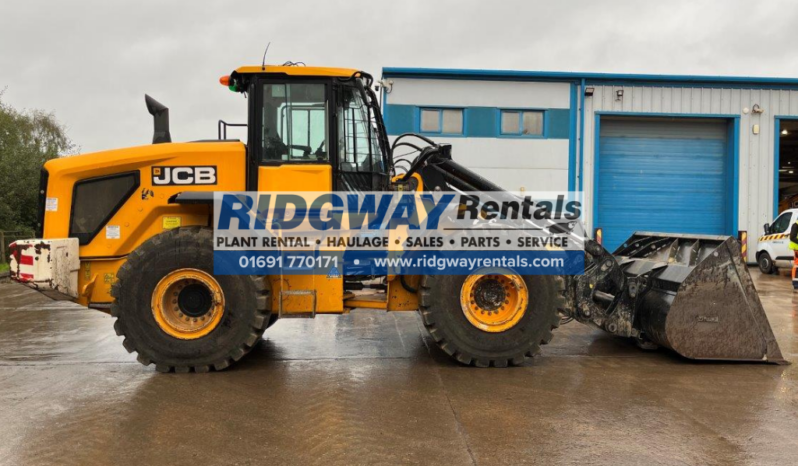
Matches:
[[266, 314, 279, 329], [758, 252, 775, 275], [110, 227, 270, 373], [418, 274, 565, 368]]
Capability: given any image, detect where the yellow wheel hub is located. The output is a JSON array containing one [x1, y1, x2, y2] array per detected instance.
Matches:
[[460, 273, 528, 333], [151, 268, 225, 340]]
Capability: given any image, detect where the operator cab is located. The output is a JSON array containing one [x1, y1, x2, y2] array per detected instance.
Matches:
[[222, 65, 391, 192]]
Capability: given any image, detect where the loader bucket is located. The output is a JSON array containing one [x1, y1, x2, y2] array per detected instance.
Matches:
[[614, 232, 786, 364]]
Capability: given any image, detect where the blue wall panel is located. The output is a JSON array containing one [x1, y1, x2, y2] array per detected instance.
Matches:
[[384, 104, 416, 135], [547, 109, 571, 139], [466, 107, 498, 137], [596, 118, 730, 250], [383, 103, 570, 139]]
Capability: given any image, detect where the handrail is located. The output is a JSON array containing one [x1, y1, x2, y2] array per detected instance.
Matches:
[[217, 120, 247, 140]]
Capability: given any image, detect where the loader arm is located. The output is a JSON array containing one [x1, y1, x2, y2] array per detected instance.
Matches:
[[400, 140, 786, 364]]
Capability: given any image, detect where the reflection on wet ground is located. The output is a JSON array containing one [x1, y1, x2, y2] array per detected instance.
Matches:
[[1, 269, 797, 465]]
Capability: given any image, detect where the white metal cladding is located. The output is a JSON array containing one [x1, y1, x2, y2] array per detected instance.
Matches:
[[582, 85, 798, 262], [387, 77, 571, 108], [388, 136, 569, 191], [385, 77, 572, 191]]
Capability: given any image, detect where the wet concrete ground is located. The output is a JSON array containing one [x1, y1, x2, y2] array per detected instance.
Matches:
[[1, 270, 797, 466]]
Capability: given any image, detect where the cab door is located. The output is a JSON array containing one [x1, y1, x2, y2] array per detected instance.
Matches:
[[252, 80, 332, 192], [248, 78, 340, 314]]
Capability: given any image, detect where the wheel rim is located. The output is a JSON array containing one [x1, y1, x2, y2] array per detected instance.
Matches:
[[151, 268, 225, 340], [460, 272, 528, 333]]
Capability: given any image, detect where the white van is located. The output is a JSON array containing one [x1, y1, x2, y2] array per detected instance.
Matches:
[[757, 208, 798, 273]]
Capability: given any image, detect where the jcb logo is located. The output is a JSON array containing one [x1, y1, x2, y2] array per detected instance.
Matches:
[[152, 166, 217, 186]]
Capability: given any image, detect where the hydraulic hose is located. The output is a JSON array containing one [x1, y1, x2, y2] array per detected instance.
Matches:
[[400, 275, 418, 294]]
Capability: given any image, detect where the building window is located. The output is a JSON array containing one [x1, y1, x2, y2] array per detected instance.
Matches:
[[420, 108, 463, 135], [420, 109, 440, 132], [501, 110, 544, 136]]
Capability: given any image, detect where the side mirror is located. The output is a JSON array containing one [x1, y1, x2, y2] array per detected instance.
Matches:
[[764, 223, 770, 234]]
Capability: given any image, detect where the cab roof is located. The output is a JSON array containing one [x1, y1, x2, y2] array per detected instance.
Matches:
[[234, 65, 359, 78]]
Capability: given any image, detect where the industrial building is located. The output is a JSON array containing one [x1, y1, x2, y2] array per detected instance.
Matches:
[[381, 68, 798, 257]]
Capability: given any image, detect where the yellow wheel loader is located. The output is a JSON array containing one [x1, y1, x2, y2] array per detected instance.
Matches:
[[8, 65, 786, 372]]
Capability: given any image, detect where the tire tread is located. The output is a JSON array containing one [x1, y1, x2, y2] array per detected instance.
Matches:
[[110, 227, 270, 373], [418, 274, 564, 368]]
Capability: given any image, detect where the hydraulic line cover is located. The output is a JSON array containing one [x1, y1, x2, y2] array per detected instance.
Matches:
[[614, 232, 785, 363]]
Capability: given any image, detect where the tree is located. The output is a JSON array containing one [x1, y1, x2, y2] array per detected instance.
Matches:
[[0, 90, 75, 232]]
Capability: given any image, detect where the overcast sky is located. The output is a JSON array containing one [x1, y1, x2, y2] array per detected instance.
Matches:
[[2, 0, 797, 153]]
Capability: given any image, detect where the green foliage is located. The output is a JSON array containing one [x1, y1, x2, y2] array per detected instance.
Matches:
[[0, 90, 75, 231]]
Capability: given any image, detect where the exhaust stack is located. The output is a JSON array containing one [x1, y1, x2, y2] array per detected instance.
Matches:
[[144, 94, 171, 144]]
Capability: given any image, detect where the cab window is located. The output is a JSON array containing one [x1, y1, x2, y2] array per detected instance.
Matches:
[[337, 86, 380, 173], [261, 83, 328, 163], [771, 212, 792, 233]]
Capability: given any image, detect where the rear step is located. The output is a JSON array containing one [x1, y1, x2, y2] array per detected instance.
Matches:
[[570, 232, 787, 364], [278, 289, 317, 318]]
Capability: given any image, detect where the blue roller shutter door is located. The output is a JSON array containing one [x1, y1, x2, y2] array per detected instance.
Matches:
[[597, 118, 730, 250]]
